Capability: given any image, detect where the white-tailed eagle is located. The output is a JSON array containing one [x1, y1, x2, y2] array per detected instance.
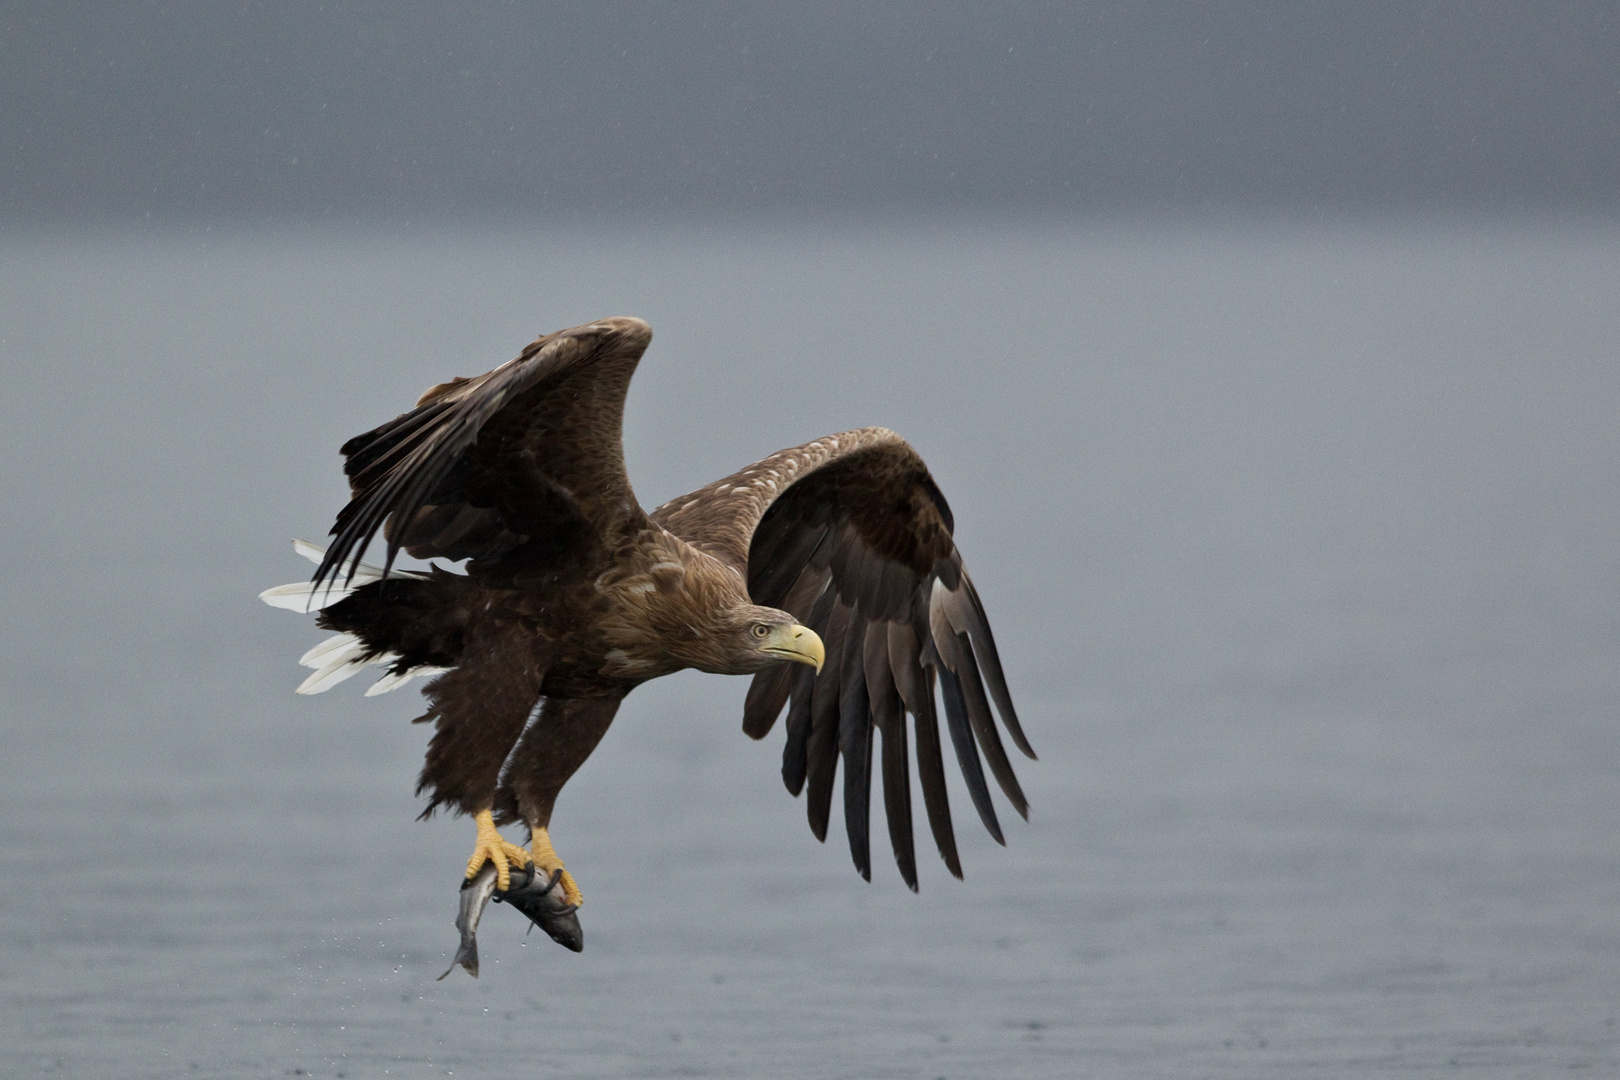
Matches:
[[262, 317, 1033, 950]]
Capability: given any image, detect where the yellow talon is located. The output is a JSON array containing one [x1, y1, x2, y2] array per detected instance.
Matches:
[[531, 827, 584, 908], [467, 809, 533, 892]]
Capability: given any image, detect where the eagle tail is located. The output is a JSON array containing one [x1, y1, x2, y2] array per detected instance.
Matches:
[[262, 540, 447, 696], [285, 631, 448, 696], [259, 539, 428, 612]]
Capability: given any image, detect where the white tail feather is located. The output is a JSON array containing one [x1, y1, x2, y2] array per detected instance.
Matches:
[[262, 539, 429, 611], [365, 665, 450, 696], [363, 670, 414, 697], [292, 538, 329, 566], [297, 646, 400, 696], [260, 580, 356, 612], [299, 633, 362, 669], [296, 657, 367, 695], [269, 539, 439, 694], [294, 637, 371, 694], [289, 538, 427, 580]]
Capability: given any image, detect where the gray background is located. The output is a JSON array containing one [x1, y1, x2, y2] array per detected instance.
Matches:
[[3, 5, 1620, 1079], [4, 2, 1619, 223]]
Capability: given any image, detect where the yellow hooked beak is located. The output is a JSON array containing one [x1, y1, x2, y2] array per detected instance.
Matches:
[[761, 623, 825, 674]]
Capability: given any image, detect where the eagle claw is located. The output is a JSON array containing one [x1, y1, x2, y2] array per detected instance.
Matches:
[[468, 809, 534, 891], [529, 827, 584, 908]]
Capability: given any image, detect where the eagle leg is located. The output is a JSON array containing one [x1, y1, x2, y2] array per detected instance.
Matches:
[[468, 809, 535, 892], [498, 697, 623, 909], [528, 827, 584, 908]]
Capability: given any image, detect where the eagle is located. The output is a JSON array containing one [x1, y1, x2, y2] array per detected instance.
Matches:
[[262, 316, 1033, 940]]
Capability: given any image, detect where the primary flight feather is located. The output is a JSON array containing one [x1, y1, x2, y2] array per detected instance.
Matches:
[[262, 316, 1033, 942]]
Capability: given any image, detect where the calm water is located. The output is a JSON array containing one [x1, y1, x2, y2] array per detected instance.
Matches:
[[2, 219, 1618, 1078]]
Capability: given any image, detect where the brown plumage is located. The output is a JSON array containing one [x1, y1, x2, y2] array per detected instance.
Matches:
[[269, 315, 1032, 915]]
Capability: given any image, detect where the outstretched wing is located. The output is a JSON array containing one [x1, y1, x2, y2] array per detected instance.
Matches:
[[652, 428, 1034, 889], [315, 316, 653, 590]]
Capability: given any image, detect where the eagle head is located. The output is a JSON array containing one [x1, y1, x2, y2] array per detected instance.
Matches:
[[713, 605, 825, 676]]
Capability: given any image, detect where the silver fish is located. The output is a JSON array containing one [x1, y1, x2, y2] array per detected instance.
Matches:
[[438, 861, 584, 980], [438, 861, 500, 980]]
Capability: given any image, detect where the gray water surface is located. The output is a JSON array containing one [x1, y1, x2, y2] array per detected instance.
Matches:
[[3, 220, 1618, 1078]]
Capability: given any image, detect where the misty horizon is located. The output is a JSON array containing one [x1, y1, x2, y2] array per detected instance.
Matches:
[[5, 3, 1618, 226]]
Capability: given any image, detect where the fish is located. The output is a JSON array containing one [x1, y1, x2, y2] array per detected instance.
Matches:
[[496, 862, 585, 954], [438, 860, 585, 980], [439, 862, 499, 980]]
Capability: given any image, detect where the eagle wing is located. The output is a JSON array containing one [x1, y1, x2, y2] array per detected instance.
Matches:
[[652, 428, 1034, 888], [314, 316, 653, 590]]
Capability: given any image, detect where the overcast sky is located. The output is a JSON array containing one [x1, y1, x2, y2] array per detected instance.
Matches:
[[4, 1, 1618, 224]]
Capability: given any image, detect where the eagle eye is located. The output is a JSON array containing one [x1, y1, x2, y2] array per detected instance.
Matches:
[[751, 624, 771, 639]]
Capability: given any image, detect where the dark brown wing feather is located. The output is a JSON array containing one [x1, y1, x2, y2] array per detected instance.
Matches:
[[652, 428, 1034, 888], [315, 316, 653, 590]]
